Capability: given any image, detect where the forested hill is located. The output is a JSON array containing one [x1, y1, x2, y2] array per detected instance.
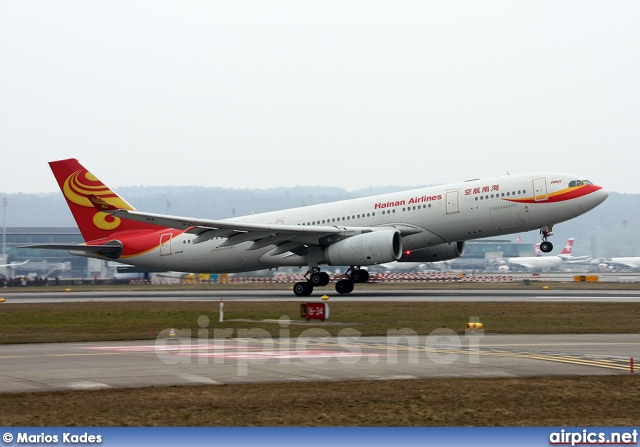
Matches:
[[2, 186, 639, 258]]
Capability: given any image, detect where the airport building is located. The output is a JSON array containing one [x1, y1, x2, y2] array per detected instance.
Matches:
[[2, 227, 537, 278]]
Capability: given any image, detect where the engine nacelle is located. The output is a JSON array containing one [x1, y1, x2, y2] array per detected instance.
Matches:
[[324, 230, 402, 266], [398, 241, 465, 263]]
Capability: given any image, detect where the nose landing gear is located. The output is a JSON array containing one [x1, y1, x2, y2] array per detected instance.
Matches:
[[539, 225, 554, 253]]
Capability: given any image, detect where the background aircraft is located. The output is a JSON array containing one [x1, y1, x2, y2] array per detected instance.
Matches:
[[593, 256, 640, 271], [491, 238, 590, 271]]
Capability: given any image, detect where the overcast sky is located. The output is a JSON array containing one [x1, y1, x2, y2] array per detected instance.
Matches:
[[1, 0, 638, 195]]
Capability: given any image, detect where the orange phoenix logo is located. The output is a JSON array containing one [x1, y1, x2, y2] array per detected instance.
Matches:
[[63, 169, 132, 231]]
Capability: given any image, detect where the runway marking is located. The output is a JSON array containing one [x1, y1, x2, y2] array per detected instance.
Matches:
[[1, 339, 630, 377], [0, 352, 125, 360], [180, 375, 223, 385], [82, 343, 390, 360], [75, 340, 633, 371], [421, 346, 632, 372], [67, 381, 111, 390]]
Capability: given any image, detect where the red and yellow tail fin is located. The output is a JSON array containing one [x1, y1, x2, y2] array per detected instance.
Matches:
[[49, 158, 163, 242]]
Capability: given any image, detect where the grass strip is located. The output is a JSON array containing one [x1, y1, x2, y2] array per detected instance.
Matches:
[[1, 301, 639, 344], [1, 376, 639, 427]]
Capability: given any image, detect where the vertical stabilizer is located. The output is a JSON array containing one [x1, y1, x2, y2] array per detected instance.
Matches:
[[49, 158, 163, 242], [559, 238, 575, 255]]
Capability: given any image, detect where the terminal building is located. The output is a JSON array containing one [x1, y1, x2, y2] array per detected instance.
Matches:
[[2, 227, 537, 279]]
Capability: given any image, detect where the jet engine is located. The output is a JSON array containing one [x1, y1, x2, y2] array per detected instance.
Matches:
[[398, 241, 465, 263], [324, 230, 402, 266]]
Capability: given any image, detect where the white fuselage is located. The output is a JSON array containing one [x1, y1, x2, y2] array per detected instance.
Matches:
[[116, 172, 608, 273]]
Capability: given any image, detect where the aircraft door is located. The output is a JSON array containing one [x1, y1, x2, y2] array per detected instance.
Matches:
[[446, 190, 460, 214], [533, 178, 548, 202], [160, 233, 173, 256]]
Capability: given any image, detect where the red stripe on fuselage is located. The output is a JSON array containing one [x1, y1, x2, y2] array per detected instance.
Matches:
[[506, 184, 603, 204]]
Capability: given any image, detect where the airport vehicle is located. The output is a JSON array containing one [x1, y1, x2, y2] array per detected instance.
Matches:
[[23, 158, 609, 295], [491, 238, 589, 271]]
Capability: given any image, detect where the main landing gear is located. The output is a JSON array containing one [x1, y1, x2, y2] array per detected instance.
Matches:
[[292, 266, 370, 296], [539, 225, 554, 253]]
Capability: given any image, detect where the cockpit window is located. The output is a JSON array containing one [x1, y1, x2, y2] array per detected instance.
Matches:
[[569, 180, 592, 187]]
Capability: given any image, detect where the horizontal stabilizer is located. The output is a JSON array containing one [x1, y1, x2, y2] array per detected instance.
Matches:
[[19, 242, 123, 259]]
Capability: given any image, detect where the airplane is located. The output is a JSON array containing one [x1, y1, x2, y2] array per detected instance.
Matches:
[[593, 257, 640, 271], [491, 238, 589, 271], [22, 158, 609, 296]]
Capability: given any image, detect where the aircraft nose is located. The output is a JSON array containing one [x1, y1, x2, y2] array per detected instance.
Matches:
[[595, 186, 609, 204]]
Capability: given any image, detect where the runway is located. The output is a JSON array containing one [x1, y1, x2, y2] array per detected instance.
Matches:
[[2, 288, 640, 303], [1, 333, 638, 394], [1, 288, 638, 394]]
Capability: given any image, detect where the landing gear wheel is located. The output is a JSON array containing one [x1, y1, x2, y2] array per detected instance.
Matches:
[[351, 269, 369, 283], [540, 241, 553, 253], [335, 280, 354, 294], [310, 272, 330, 287], [293, 281, 313, 296]]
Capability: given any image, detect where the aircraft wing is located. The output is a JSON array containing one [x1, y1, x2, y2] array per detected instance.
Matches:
[[564, 256, 592, 263], [0, 259, 29, 268], [98, 206, 426, 254], [109, 209, 344, 236]]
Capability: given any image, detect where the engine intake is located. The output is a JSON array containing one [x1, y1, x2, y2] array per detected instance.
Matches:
[[324, 230, 402, 266]]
